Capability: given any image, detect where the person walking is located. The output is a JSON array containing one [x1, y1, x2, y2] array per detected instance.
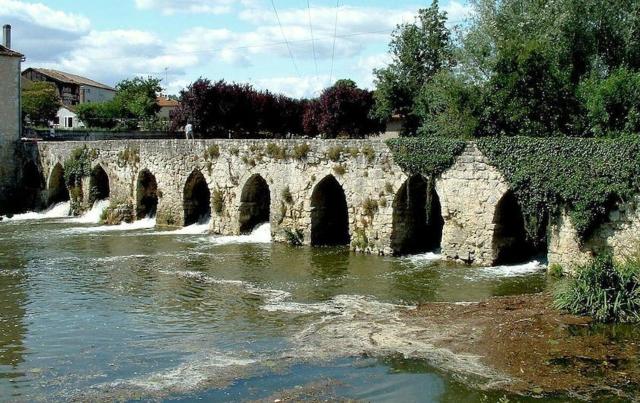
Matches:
[[185, 122, 194, 140]]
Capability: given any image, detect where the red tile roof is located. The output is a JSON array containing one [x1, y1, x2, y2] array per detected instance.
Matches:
[[23, 68, 115, 91], [157, 96, 179, 107]]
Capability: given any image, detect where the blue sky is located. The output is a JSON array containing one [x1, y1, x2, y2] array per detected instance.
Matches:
[[1, 0, 472, 97]]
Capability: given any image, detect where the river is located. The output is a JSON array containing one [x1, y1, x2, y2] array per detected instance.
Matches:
[[0, 201, 554, 402]]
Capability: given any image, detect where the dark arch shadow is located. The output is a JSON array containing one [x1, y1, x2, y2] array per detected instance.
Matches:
[[492, 191, 537, 265], [89, 165, 110, 205], [21, 161, 45, 211], [183, 170, 211, 226], [239, 174, 270, 233], [136, 169, 158, 219], [391, 175, 444, 255], [310, 175, 350, 246], [47, 163, 69, 206]]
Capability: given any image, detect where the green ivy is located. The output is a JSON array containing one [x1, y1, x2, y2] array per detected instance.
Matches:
[[386, 137, 467, 177], [64, 146, 93, 187], [477, 136, 640, 242]]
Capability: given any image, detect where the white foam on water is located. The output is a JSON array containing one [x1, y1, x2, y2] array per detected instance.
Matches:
[[154, 218, 212, 235], [208, 222, 271, 245], [104, 352, 256, 394], [0, 201, 71, 222], [64, 217, 157, 234], [69, 199, 110, 224], [467, 260, 546, 280], [404, 252, 442, 264]]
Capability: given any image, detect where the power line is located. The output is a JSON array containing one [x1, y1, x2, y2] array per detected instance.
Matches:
[[270, 0, 300, 77], [306, 0, 319, 81], [328, 0, 340, 86]]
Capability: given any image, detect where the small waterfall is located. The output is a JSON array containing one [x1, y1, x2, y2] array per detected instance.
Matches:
[[71, 199, 110, 224], [209, 223, 271, 245], [0, 202, 71, 222], [63, 216, 157, 234]]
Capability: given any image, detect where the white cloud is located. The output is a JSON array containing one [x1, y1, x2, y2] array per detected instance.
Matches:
[[134, 0, 234, 15], [255, 75, 329, 99], [443, 1, 475, 24], [0, 0, 90, 33]]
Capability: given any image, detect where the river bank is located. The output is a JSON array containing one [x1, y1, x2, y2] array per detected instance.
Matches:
[[407, 293, 640, 400]]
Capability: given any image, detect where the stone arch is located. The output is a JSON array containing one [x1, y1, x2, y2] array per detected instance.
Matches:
[[183, 169, 211, 226], [21, 161, 45, 210], [391, 174, 444, 255], [136, 169, 158, 219], [47, 163, 69, 206], [239, 174, 270, 233], [310, 175, 350, 246], [88, 164, 110, 205], [491, 191, 536, 264]]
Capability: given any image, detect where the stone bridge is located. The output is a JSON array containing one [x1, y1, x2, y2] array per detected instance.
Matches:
[[18, 139, 640, 270]]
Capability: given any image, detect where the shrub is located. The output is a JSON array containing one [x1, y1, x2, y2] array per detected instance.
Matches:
[[281, 186, 293, 204], [64, 146, 92, 186], [212, 189, 224, 214], [362, 197, 379, 218], [326, 146, 343, 162], [361, 145, 376, 163], [284, 228, 304, 246], [205, 144, 220, 160], [266, 143, 287, 159], [229, 146, 240, 156], [554, 253, 640, 323], [333, 164, 346, 176], [292, 143, 310, 160], [548, 263, 564, 278]]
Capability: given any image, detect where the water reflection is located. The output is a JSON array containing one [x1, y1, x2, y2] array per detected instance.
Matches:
[[0, 253, 28, 382]]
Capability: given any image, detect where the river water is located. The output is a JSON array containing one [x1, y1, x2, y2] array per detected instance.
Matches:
[[0, 202, 553, 402]]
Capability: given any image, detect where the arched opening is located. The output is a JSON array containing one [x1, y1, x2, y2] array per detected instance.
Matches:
[[47, 163, 69, 206], [21, 161, 45, 210], [391, 175, 444, 255], [183, 170, 211, 226], [89, 165, 110, 205], [239, 174, 270, 233], [310, 175, 350, 246], [492, 191, 536, 265], [136, 169, 158, 219]]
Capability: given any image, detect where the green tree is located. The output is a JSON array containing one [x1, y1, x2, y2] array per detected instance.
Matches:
[[578, 67, 640, 137], [76, 101, 121, 129], [114, 76, 162, 120], [372, 0, 454, 135], [415, 70, 481, 138], [22, 81, 60, 126]]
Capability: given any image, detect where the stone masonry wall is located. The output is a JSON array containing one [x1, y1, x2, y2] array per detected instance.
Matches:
[[436, 144, 510, 265], [549, 198, 640, 273], [34, 139, 639, 268], [0, 55, 21, 213]]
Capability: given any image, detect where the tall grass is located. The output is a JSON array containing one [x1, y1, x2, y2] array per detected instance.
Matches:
[[554, 253, 640, 323]]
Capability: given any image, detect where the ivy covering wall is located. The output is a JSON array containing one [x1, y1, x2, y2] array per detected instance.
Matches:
[[387, 136, 640, 243]]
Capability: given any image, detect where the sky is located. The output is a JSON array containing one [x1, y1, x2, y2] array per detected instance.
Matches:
[[0, 0, 472, 98]]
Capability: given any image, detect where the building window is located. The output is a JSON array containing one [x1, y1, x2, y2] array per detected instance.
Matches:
[[66, 117, 73, 128]]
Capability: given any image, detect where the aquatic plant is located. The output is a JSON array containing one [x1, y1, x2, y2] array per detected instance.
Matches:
[[554, 253, 640, 323]]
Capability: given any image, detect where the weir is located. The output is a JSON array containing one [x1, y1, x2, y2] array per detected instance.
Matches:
[[9, 138, 639, 270]]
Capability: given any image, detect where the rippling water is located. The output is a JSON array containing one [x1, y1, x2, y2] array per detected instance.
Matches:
[[0, 215, 552, 401]]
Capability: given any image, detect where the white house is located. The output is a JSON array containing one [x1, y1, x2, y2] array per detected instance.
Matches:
[[54, 105, 84, 129]]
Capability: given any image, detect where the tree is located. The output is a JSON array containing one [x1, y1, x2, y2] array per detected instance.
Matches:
[[578, 67, 640, 137], [22, 81, 60, 126], [76, 101, 121, 129], [372, 1, 454, 135], [312, 80, 383, 138], [114, 77, 162, 120]]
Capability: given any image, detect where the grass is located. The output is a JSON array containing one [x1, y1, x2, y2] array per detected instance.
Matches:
[[205, 144, 220, 160], [554, 253, 640, 323], [333, 164, 346, 176], [292, 143, 311, 160], [266, 143, 287, 159], [326, 146, 343, 162]]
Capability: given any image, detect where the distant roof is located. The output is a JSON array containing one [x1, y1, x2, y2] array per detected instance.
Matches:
[[157, 96, 179, 108], [0, 44, 23, 58], [23, 68, 115, 91]]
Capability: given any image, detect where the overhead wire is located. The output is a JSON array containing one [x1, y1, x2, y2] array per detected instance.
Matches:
[[328, 0, 340, 86], [306, 0, 319, 82], [270, 0, 300, 77]]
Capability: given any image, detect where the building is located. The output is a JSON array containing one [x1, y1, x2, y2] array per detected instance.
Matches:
[[0, 24, 24, 213], [54, 105, 84, 129], [21, 68, 115, 106], [157, 96, 179, 120]]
